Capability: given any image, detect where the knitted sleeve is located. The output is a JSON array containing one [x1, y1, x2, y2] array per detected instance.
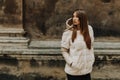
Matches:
[[61, 31, 72, 66], [61, 31, 70, 49], [88, 25, 94, 43]]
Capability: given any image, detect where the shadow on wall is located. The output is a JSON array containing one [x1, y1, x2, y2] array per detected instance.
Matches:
[[93, 26, 120, 37], [0, 73, 65, 80], [25, 0, 58, 36], [0, 54, 18, 66], [36, 0, 59, 35]]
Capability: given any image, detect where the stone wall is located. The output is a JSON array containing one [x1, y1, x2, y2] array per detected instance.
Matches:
[[0, 0, 22, 25], [0, 50, 119, 80], [0, 41, 119, 80], [24, 0, 120, 39]]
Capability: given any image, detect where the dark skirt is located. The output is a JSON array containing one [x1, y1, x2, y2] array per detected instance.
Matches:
[[66, 73, 91, 80]]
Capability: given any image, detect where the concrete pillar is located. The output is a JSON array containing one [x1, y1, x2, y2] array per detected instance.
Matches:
[[0, 0, 29, 49]]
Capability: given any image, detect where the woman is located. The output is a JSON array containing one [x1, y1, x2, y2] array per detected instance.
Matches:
[[61, 9, 95, 80]]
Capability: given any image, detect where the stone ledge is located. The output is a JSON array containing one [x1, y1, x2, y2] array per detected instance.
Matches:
[[0, 48, 119, 61], [0, 26, 25, 34], [0, 37, 29, 49], [0, 30, 25, 34], [0, 48, 120, 55], [0, 39, 29, 43], [0, 37, 28, 40], [29, 41, 120, 49]]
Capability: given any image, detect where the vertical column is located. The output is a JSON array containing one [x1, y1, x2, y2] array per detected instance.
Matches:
[[0, 0, 29, 49], [0, 0, 25, 37]]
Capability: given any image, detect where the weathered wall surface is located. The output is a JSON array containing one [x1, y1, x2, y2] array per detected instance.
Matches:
[[24, 0, 120, 39], [0, 53, 119, 80], [0, 41, 120, 80], [0, 0, 22, 25]]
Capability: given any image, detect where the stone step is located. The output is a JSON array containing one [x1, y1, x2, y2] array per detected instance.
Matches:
[[94, 42, 120, 49], [0, 37, 29, 49], [29, 41, 120, 49], [0, 44, 28, 49], [0, 38, 29, 43], [29, 41, 60, 49], [0, 26, 25, 37], [0, 37, 28, 40], [0, 40, 119, 59], [2, 48, 118, 56], [0, 29, 24, 33], [0, 37, 29, 44]]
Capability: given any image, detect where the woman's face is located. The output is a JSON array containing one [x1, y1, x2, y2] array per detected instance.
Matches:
[[73, 12, 80, 25]]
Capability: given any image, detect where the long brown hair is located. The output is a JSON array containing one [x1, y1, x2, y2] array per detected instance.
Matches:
[[72, 9, 91, 49]]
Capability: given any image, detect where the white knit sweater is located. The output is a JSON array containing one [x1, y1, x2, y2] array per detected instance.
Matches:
[[61, 19, 95, 75]]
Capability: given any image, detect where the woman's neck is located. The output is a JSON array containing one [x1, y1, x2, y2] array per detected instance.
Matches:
[[73, 25, 81, 30]]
